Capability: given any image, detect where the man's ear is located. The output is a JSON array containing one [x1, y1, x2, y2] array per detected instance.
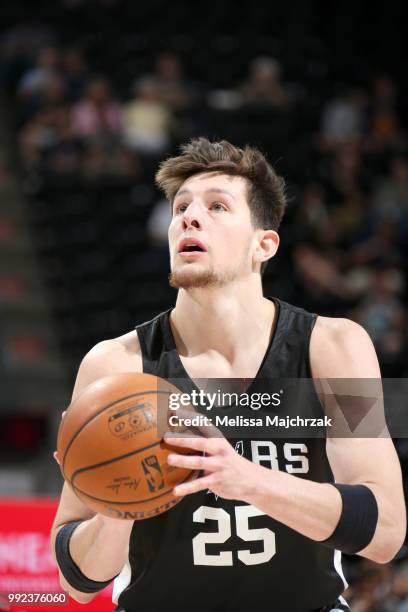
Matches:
[[253, 229, 280, 266]]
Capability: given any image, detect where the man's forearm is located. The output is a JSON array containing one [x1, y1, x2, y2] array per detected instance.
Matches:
[[244, 463, 404, 563], [245, 464, 342, 541], [67, 515, 134, 582]]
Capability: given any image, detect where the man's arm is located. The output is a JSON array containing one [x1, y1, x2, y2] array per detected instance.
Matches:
[[310, 317, 406, 562], [50, 336, 142, 603], [165, 317, 406, 563], [51, 484, 134, 603]]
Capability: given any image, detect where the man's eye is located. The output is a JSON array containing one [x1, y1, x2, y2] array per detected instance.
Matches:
[[175, 203, 188, 214], [211, 202, 226, 211]]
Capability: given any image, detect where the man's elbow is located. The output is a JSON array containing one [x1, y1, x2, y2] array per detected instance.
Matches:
[[364, 524, 406, 564], [58, 572, 98, 604], [370, 543, 403, 565]]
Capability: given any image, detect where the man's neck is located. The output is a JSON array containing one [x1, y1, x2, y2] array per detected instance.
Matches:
[[170, 278, 275, 362]]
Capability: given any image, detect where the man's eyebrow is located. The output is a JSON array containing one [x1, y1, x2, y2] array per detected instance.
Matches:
[[174, 188, 236, 200], [174, 188, 191, 199]]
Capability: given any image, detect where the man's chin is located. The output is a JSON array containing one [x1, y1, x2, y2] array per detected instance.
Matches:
[[169, 268, 220, 289]]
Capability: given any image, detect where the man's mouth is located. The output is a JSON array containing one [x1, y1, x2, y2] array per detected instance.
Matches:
[[178, 238, 207, 254]]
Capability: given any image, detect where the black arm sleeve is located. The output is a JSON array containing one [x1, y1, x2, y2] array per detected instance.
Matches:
[[55, 520, 118, 593], [320, 484, 379, 555]]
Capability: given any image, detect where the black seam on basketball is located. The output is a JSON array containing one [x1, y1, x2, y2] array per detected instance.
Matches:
[[72, 483, 183, 517], [69, 439, 161, 481], [70, 469, 197, 504], [60, 389, 172, 471]]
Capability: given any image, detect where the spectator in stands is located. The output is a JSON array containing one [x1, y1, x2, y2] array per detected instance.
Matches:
[[122, 77, 173, 155], [18, 104, 75, 172], [239, 56, 290, 108], [350, 266, 405, 375], [320, 87, 368, 150], [146, 197, 171, 246], [330, 190, 369, 249], [17, 47, 66, 125], [17, 61, 77, 174], [79, 141, 140, 181], [295, 182, 329, 236], [71, 76, 122, 141], [321, 141, 368, 207], [17, 45, 60, 99], [350, 219, 404, 268], [292, 240, 356, 311], [20, 70, 68, 127], [44, 108, 82, 177], [39, 73, 68, 115], [153, 51, 194, 112], [61, 47, 88, 101], [372, 155, 408, 224], [367, 75, 405, 152], [388, 561, 408, 611]]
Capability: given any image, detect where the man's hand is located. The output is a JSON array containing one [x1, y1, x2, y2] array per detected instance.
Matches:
[[165, 431, 257, 502]]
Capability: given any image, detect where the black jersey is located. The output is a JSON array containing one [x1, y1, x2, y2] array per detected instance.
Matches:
[[113, 297, 348, 612]]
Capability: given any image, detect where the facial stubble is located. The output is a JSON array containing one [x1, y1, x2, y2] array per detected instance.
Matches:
[[169, 265, 223, 289], [169, 242, 252, 289]]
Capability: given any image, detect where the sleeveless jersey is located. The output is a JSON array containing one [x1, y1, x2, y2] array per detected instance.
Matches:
[[113, 297, 348, 612]]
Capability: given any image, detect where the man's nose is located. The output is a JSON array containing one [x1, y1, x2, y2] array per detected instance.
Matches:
[[182, 203, 203, 230]]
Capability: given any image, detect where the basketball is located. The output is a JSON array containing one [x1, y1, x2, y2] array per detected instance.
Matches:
[[57, 372, 198, 520]]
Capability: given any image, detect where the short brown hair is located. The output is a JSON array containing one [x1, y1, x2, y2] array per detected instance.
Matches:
[[155, 138, 287, 272]]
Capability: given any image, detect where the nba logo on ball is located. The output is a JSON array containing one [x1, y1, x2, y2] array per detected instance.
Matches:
[[142, 455, 165, 493]]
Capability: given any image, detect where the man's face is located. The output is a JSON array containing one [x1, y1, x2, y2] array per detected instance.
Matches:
[[168, 172, 258, 289]]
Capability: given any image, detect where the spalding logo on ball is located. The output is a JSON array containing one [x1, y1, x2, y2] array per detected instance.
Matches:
[[57, 372, 199, 520]]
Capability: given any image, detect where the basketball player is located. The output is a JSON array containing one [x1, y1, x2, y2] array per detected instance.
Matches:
[[50, 139, 406, 612]]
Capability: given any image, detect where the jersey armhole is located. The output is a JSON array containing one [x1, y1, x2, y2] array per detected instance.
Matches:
[[306, 315, 318, 379], [134, 326, 147, 373]]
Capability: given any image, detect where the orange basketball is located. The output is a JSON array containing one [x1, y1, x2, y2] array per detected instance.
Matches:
[[57, 372, 198, 520]]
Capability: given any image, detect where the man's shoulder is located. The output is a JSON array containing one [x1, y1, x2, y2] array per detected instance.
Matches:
[[80, 331, 142, 375], [72, 331, 143, 400], [310, 315, 379, 378], [89, 331, 141, 357], [313, 314, 364, 338]]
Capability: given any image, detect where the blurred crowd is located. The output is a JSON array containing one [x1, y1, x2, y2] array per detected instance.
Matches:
[[14, 46, 191, 179], [1, 11, 408, 607], [2, 30, 407, 376], [344, 556, 408, 611]]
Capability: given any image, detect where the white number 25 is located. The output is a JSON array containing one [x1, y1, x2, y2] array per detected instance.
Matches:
[[192, 505, 276, 566]]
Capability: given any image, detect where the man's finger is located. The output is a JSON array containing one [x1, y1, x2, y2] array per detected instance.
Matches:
[[164, 432, 220, 454], [167, 453, 219, 472], [173, 474, 215, 497]]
